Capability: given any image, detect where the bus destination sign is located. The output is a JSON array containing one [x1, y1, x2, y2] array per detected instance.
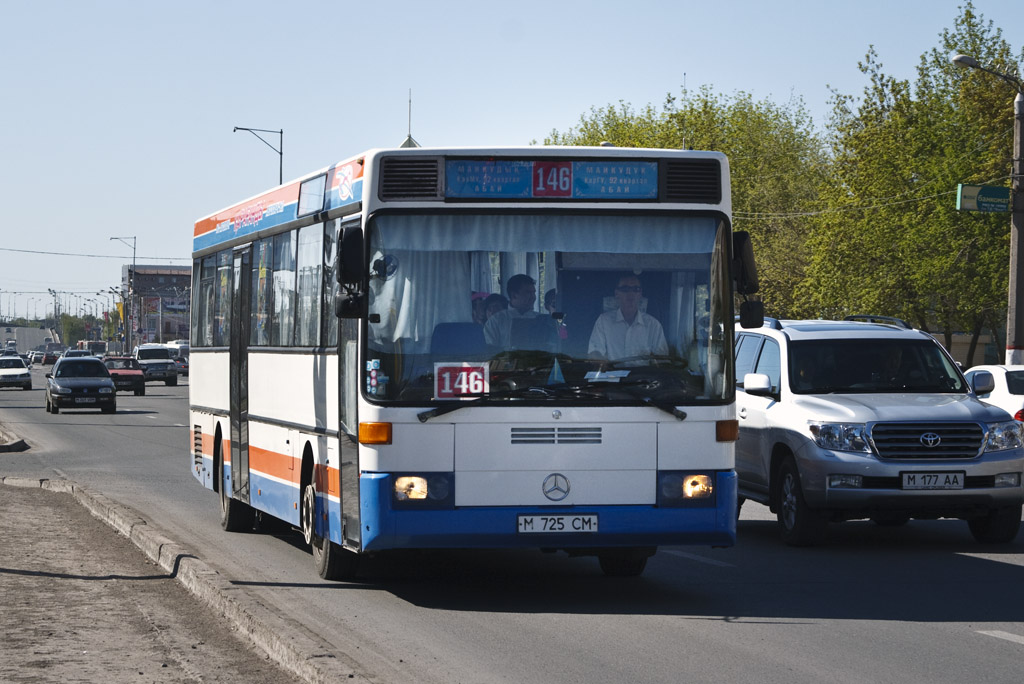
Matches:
[[445, 159, 658, 200]]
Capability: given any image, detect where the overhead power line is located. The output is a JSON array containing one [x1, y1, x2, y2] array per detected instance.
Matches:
[[0, 246, 189, 261]]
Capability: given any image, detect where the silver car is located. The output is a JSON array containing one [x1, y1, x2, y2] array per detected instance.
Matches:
[[736, 318, 1024, 545]]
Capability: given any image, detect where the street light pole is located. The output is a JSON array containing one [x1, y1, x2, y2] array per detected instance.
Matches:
[[110, 236, 137, 351], [952, 54, 1024, 364], [233, 126, 283, 185]]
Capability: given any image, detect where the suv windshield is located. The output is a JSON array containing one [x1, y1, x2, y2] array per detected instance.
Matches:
[[789, 338, 966, 394], [364, 212, 733, 406], [137, 348, 171, 360]]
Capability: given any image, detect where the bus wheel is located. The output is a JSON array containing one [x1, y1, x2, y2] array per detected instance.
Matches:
[[598, 548, 652, 577], [301, 481, 358, 581], [219, 455, 254, 532]]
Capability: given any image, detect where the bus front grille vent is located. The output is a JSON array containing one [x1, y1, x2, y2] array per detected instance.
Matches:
[[511, 427, 602, 445], [664, 159, 721, 204], [379, 157, 442, 200]]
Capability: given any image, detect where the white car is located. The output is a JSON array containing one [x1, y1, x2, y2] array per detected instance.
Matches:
[[965, 365, 1024, 422], [0, 355, 32, 390]]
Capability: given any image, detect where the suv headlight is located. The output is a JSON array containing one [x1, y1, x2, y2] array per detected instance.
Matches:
[[985, 420, 1024, 452], [808, 422, 872, 453]]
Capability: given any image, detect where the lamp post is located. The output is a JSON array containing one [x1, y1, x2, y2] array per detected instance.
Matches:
[[233, 126, 283, 185], [110, 236, 137, 352], [952, 54, 1024, 364]]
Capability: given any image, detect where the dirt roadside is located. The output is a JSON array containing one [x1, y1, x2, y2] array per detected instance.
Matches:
[[0, 480, 306, 683], [0, 478, 369, 683]]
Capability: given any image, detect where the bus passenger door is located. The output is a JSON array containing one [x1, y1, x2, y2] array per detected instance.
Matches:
[[229, 246, 252, 502]]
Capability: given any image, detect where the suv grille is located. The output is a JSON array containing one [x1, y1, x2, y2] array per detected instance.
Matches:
[[869, 422, 984, 459]]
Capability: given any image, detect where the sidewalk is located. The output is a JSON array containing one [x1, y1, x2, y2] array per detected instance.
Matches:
[[0, 477, 367, 684]]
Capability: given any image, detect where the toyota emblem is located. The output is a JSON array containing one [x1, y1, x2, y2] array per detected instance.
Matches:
[[542, 473, 570, 501], [920, 432, 941, 448]]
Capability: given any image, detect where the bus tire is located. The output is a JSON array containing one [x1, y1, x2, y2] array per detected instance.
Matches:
[[302, 480, 358, 581], [218, 449, 254, 532], [598, 547, 652, 577]]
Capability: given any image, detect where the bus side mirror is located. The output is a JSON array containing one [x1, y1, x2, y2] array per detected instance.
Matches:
[[738, 300, 764, 329], [337, 225, 365, 285], [335, 291, 367, 319], [732, 231, 759, 295]]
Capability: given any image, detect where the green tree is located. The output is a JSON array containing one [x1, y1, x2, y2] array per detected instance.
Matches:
[[804, 2, 1021, 364], [546, 88, 827, 316]]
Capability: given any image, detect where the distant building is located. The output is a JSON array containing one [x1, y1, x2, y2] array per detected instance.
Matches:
[[118, 264, 191, 344]]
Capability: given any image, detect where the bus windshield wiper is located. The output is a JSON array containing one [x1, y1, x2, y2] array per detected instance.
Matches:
[[417, 385, 576, 423]]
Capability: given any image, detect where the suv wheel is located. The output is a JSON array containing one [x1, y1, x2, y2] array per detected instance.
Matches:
[[776, 457, 827, 546], [968, 505, 1022, 544]]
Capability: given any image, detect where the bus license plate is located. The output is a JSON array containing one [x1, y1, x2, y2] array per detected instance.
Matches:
[[901, 472, 964, 490], [517, 514, 598, 533]]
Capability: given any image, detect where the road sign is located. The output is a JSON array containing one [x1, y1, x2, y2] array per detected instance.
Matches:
[[957, 184, 1011, 212]]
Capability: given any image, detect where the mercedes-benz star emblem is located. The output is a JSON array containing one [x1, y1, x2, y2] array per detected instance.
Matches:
[[920, 432, 941, 448], [542, 473, 570, 501]]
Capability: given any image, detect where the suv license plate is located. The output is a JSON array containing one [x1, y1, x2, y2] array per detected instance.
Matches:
[[901, 472, 964, 490], [517, 514, 598, 533]]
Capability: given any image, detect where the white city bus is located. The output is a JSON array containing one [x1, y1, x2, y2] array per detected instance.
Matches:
[[189, 146, 761, 579]]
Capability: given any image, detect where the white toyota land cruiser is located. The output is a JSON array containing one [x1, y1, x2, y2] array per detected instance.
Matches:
[[735, 317, 1024, 545]]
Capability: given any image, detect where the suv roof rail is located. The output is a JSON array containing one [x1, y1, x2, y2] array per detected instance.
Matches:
[[735, 316, 783, 329], [843, 314, 912, 329]]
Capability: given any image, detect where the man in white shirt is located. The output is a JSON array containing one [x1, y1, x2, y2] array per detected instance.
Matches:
[[588, 275, 668, 361], [484, 274, 538, 348]]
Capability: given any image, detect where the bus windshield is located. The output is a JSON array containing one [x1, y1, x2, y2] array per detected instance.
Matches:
[[364, 212, 732, 405]]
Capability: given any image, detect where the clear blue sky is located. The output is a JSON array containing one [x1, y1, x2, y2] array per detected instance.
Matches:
[[0, 0, 1020, 320]]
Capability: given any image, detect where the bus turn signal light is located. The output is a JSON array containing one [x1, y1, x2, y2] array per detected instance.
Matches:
[[716, 419, 739, 442], [359, 422, 392, 445]]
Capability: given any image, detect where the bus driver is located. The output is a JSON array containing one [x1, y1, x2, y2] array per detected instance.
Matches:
[[588, 274, 668, 362]]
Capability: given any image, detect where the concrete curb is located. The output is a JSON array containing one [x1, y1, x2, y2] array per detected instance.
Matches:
[[0, 425, 28, 452], [0, 476, 370, 684]]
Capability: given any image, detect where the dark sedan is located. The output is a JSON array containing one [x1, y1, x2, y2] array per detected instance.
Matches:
[[45, 357, 116, 414]]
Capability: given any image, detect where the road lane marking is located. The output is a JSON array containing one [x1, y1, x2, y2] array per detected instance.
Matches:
[[978, 630, 1024, 646], [663, 549, 736, 567]]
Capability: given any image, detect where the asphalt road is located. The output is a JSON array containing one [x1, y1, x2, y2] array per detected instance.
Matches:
[[2, 363, 1024, 683]]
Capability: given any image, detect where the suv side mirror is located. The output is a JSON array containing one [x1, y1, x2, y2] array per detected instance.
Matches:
[[971, 371, 995, 395], [742, 372, 774, 397]]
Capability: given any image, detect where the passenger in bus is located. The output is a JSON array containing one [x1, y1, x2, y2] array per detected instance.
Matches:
[[484, 294, 508, 321], [483, 274, 537, 348], [588, 275, 668, 362], [545, 289, 568, 340], [471, 291, 489, 325]]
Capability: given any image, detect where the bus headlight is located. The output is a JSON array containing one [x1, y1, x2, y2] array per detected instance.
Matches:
[[657, 471, 716, 507], [392, 473, 454, 509]]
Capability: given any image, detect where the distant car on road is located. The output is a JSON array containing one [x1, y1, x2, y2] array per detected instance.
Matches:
[[45, 357, 116, 414], [133, 344, 178, 386], [174, 355, 189, 376], [0, 356, 32, 391], [965, 365, 1024, 421], [103, 357, 146, 396]]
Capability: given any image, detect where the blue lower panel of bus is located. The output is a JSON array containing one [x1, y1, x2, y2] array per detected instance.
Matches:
[[357, 471, 736, 551]]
